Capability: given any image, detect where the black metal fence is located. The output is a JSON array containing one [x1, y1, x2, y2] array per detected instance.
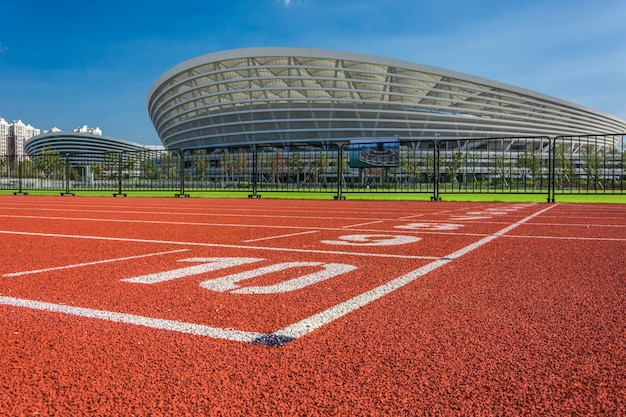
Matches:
[[1, 135, 624, 201]]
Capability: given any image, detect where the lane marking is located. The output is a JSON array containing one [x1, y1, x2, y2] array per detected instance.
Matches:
[[0, 230, 438, 260], [3, 249, 190, 277], [4, 213, 578, 234], [0, 214, 463, 233], [519, 222, 626, 228], [0, 215, 504, 236], [398, 214, 425, 220], [243, 230, 319, 243], [0, 211, 461, 224], [504, 234, 626, 242], [0, 296, 264, 343], [341, 220, 385, 229], [271, 204, 557, 342]]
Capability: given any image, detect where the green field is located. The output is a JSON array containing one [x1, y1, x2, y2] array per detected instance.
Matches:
[[2, 189, 625, 204]]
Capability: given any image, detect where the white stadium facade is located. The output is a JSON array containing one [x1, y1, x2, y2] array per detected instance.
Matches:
[[147, 47, 626, 150]]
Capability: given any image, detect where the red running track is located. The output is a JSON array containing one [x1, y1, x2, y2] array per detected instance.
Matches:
[[0, 196, 624, 415]]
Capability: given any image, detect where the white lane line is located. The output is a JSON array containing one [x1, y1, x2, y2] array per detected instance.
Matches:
[[272, 204, 557, 341], [398, 214, 425, 220], [0, 214, 425, 233], [0, 212, 433, 223], [504, 234, 626, 242], [520, 222, 626, 228], [243, 230, 319, 243], [1, 213, 555, 234], [0, 230, 438, 260], [0, 296, 263, 343], [341, 220, 385, 229], [3, 249, 190, 277]]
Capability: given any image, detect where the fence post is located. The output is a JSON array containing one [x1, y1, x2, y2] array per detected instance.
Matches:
[[548, 137, 555, 203], [13, 156, 28, 196], [248, 145, 261, 198], [175, 149, 189, 197], [431, 141, 441, 201], [60, 154, 75, 196], [113, 152, 127, 197], [334, 144, 345, 200]]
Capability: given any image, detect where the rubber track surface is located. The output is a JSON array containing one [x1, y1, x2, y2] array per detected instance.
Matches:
[[0, 196, 624, 416]]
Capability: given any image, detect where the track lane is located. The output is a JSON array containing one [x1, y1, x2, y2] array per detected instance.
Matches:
[[1, 197, 624, 415]]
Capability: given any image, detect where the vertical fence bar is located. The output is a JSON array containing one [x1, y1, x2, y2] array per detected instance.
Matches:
[[113, 152, 126, 197], [431, 141, 441, 201], [335, 145, 345, 200], [249, 145, 261, 198], [13, 156, 28, 195], [60, 154, 75, 196], [549, 137, 555, 202], [175, 149, 189, 197]]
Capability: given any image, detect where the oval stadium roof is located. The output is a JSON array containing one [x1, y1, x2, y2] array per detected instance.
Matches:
[[25, 131, 148, 156], [147, 47, 626, 149]]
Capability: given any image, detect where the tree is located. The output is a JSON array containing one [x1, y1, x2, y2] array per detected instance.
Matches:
[[490, 153, 510, 188], [104, 150, 120, 180], [220, 149, 235, 184], [516, 150, 542, 188], [192, 149, 208, 180], [272, 149, 286, 184], [400, 150, 421, 186], [158, 152, 177, 180], [310, 152, 330, 184], [288, 152, 305, 185], [446, 151, 465, 188], [123, 153, 137, 178], [0, 156, 8, 176], [34, 147, 64, 179], [138, 151, 157, 180], [581, 144, 602, 189], [234, 148, 249, 183], [421, 152, 436, 185], [554, 143, 574, 188], [466, 152, 481, 186], [258, 150, 272, 183]]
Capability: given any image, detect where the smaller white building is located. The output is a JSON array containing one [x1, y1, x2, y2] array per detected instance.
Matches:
[[73, 125, 102, 136]]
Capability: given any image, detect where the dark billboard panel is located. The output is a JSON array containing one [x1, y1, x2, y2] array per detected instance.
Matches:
[[349, 138, 399, 168]]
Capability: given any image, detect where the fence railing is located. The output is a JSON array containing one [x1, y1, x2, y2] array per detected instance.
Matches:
[[1, 135, 624, 201]]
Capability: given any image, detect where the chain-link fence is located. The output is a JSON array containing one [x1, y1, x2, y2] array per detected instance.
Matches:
[[2, 135, 624, 201]]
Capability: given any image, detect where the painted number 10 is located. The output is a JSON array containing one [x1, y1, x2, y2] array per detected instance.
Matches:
[[122, 257, 356, 294]]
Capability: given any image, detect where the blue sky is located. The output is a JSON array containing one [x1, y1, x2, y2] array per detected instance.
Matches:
[[1, 0, 625, 145]]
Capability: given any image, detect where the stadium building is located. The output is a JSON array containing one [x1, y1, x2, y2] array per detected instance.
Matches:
[[24, 129, 149, 156], [147, 47, 626, 150]]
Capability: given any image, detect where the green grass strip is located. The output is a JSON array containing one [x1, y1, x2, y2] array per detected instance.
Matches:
[[1, 189, 625, 203]]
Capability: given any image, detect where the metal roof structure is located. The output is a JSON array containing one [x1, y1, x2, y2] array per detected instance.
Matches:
[[24, 131, 148, 155], [148, 48, 626, 149]]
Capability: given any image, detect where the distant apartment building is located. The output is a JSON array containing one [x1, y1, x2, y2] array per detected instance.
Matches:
[[0, 118, 41, 158], [0, 118, 8, 157]]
